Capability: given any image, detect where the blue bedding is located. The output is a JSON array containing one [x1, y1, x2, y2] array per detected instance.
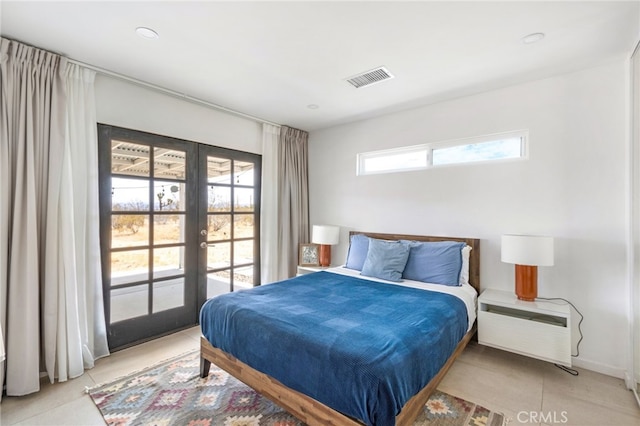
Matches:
[[200, 271, 468, 426]]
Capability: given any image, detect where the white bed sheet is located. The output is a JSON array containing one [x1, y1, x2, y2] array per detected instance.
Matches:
[[325, 266, 477, 332]]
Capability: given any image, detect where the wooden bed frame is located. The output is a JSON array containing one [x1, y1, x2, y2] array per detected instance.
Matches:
[[200, 231, 480, 425]]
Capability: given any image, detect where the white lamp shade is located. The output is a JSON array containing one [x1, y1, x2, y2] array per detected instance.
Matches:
[[312, 225, 340, 245], [501, 234, 554, 266]]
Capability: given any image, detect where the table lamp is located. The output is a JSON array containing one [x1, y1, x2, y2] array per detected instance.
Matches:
[[501, 234, 554, 301], [312, 225, 340, 267]]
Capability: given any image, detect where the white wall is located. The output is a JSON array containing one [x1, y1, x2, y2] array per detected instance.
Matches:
[[309, 59, 629, 378], [95, 75, 262, 154]]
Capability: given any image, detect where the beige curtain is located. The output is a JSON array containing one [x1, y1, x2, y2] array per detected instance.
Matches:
[[260, 124, 281, 283], [42, 63, 109, 383], [277, 126, 310, 279], [631, 40, 640, 403], [0, 37, 67, 395], [0, 37, 108, 397]]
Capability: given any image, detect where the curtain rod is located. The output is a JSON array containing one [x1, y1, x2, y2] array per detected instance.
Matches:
[[67, 58, 281, 127]]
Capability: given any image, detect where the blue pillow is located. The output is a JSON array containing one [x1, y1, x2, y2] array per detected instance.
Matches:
[[345, 234, 370, 270], [361, 239, 410, 282], [401, 241, 465, 286]]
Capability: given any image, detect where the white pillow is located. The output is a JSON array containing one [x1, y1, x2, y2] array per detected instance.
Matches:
[[459, 245, 472, 285]]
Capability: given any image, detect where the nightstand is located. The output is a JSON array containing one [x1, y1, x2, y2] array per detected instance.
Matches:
[[296, 265, 329, 276], [478, 288, 571, 366]]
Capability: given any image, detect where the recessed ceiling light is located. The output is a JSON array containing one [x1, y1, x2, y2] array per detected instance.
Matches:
[[307, 104, 319, 110], [522, 32, 545, 44], [136, 27, 159, 39]]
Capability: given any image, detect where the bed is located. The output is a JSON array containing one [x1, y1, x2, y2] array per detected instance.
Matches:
[[199, 231, 480, 426]]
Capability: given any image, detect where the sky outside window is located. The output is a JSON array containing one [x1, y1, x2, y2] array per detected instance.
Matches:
[[432, 137, 523, 166]]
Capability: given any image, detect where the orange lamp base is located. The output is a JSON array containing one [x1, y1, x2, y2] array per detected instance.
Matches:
[[515, 264, 538, 301], [319, 244, 331, 267]]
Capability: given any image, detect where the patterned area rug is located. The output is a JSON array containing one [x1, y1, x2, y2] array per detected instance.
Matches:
[[88, 350, 505, 426]]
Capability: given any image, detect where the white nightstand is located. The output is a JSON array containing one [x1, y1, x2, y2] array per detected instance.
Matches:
[[478, 288, 572, 366], [296, 265, 329, 276]]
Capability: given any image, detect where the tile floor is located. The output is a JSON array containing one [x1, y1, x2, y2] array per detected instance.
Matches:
[[0, 327, 639, 426]]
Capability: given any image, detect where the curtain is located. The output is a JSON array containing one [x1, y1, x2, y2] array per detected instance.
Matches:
[[0, 41, 7, 401], [632, 40, 640, 404], [260, 124, 281, 284], [277, 127, 310, 279], [0, 326, 4, 403], [0, 37, 66, 395], [0, 37, 109, 396], [42, 63, 109, 383]]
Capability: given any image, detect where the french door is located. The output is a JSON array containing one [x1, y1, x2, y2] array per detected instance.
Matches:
[[198, 144, 261, 301], [98, 125, 261, 349]]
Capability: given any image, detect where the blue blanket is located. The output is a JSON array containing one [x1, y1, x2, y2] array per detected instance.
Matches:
[[200, 271, 467, 426]]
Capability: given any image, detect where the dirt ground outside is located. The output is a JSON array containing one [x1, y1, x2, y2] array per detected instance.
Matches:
[[111, 215, 255, 275]]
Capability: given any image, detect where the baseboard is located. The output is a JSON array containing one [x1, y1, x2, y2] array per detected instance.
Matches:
[[571, 358, 627, 379]]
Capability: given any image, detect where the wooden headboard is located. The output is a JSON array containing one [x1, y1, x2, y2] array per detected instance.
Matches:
[[349, 231, 481, 293]]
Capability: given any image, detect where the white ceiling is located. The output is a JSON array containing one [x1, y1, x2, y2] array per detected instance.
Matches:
[[1, 1, 638, 131]]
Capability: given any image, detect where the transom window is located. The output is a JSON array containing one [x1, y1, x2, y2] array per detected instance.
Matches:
[[357, 130, 528, 176]]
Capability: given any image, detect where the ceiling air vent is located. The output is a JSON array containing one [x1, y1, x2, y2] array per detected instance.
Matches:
[[345, 66, 394, 89]]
